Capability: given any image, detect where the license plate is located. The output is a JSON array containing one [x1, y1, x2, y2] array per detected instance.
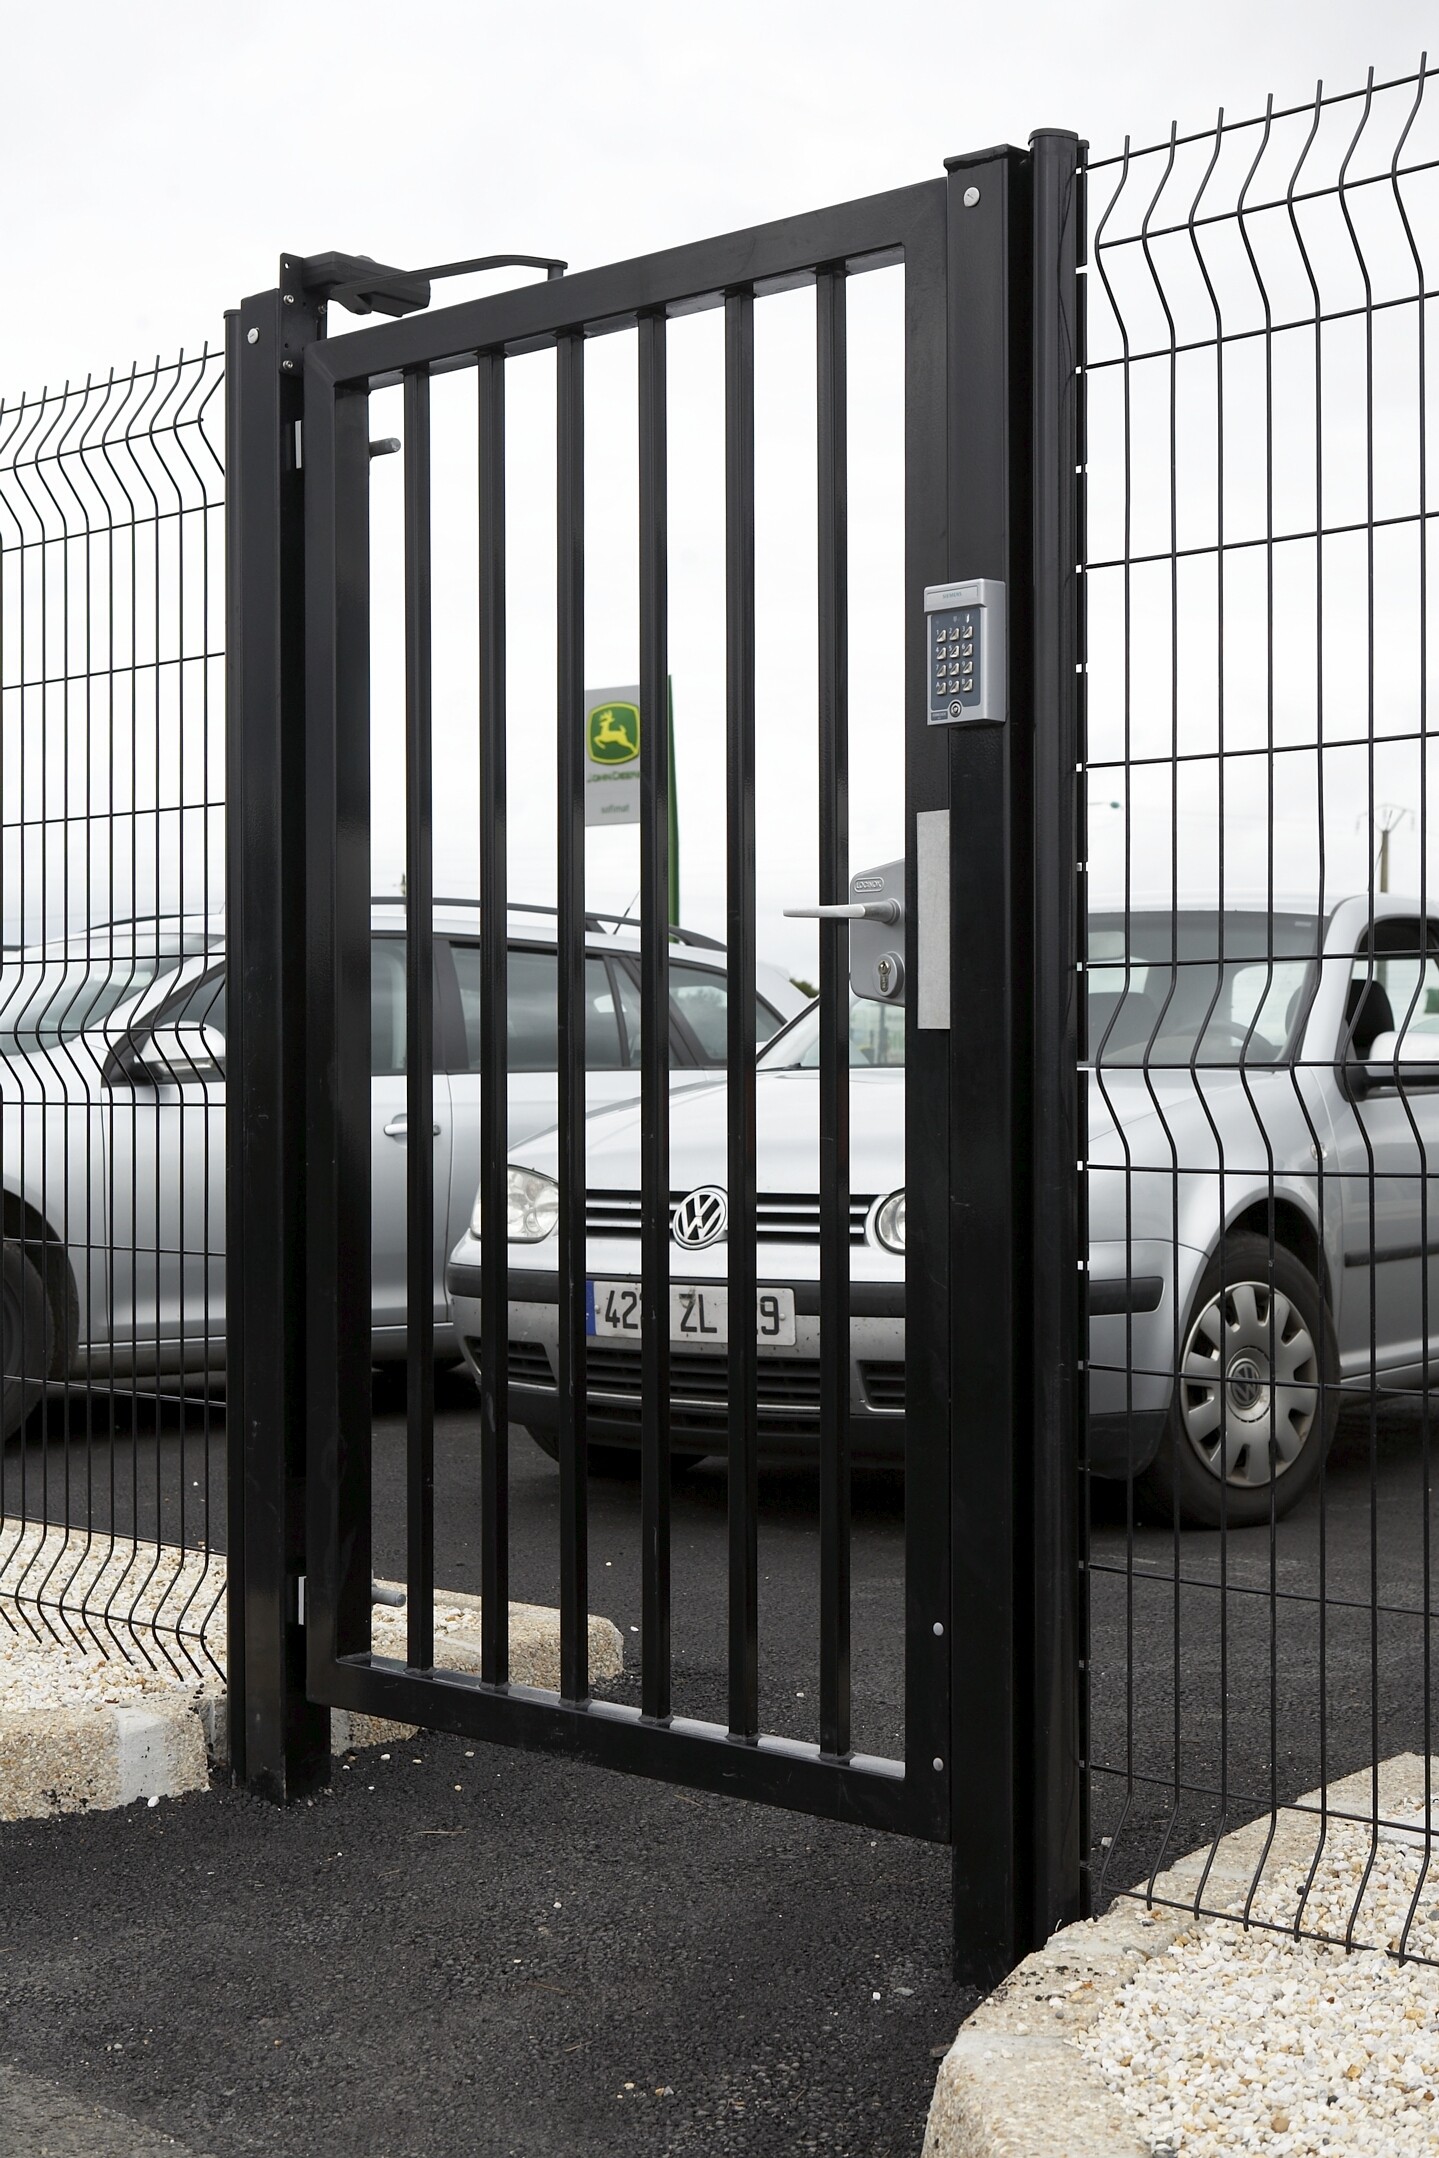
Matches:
[[586, 1281, 797, 1348]]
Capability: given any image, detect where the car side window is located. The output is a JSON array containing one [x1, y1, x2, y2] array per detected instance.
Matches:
[[669, 963, 728, 1062], [371, 938, 407, 1076], [1347, 920, 1439, 1055], [665, 960, 786, 1066], [448, 943, 625, 1072]]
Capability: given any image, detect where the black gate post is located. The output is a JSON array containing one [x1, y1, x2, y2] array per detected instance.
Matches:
[[225, 267, 330, 1797], [942, 142, 1033, 1987], [944, 131, 1085, 1984], [1027, 127, 1087, 1945]]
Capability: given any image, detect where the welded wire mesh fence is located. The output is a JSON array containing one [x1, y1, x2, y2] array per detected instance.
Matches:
[[1082, 60, 1439, 1962], [0, 350, 226, 1677]]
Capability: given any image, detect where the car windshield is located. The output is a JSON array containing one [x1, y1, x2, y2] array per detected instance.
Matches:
[[1087, 910, 1321, 1066], [0, 956, 177, 1048], [758, 995, 906, 1069]]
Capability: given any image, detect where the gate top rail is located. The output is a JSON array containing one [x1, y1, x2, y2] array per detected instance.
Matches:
[[306, 179, 941, 389]]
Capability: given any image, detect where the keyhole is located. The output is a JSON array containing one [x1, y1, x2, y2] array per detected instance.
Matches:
[[878, 957, 893, 993]]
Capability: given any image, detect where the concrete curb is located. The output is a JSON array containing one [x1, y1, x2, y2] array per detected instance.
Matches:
[[0, 1552, 625, 1822], [923, 1753, 1438, 2157], [0, 1696, 210, 1823]]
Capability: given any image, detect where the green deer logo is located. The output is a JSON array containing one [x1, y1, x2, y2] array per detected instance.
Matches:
[[587, 701, 640, 764]]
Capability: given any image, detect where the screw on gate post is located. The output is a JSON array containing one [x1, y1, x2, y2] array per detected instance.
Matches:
[[962, 186, 981, 207], [246, 327, 259, 344]]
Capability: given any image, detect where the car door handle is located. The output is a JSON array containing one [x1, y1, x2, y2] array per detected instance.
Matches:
[[383, 1115, 442, 1139]]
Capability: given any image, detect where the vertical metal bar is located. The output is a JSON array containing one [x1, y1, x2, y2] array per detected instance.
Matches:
[[724, 290, 759, 1740], [556, 330, 590, 1705], [942, 145, 1031, 1984], [901, 185, 956, 1857], [1029, 126, 1086, 1940], [225, 279, 329, 1795], [816, 267, 852, 1761], [305, 360, 375, 1689], [403, 365, 435, 1673], [638, 308, 672, 1725], [477, 350, 510, 1687], [1072, 145, 1092, 1918]]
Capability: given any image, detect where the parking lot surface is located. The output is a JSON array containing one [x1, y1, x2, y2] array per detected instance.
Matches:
[[0, 1383, 1432, 2153]]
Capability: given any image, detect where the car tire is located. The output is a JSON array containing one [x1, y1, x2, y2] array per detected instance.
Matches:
[[1138, 1232, 1338, 1529], [1, 1240, 53, 1444]]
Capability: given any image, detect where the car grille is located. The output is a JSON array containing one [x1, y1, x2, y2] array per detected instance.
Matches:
[[505, 1340, 553, 1386], [495, 1336, 822, 1419], [585, 1188, 876, 1244], [583, 1343, 824, 1412], [859, 1360, 905, 1412]]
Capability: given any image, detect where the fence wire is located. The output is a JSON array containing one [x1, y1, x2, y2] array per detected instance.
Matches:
[[0, 350, 226, 1680], [1082, 58, 1439, 1964]]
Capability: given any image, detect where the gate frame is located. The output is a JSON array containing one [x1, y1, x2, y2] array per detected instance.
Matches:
[[225, 135, 1084, 1982]]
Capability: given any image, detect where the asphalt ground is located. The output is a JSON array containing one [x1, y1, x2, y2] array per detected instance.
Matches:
[[1, 1380, 1435, 2153]]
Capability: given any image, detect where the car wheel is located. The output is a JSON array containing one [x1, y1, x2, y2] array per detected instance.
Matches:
[[1138, 1231, 1338, 1529], [1, 1241, 53, 1444]]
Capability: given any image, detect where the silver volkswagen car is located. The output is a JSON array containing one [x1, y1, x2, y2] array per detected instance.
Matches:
[[0, 903, 802, 1438], [448, 896, 1439, 1525]]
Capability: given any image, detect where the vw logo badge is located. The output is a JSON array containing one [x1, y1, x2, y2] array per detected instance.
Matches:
[[671, 1185, 728, 1249]]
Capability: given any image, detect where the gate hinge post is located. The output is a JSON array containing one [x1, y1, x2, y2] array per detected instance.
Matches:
[[225, 270, 330, 1803], [1027, 123, 1087, 1951]]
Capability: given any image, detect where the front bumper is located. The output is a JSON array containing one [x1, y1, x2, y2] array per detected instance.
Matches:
[[448, 1235, 1193, 1479], [446, 1263, 906, 1465]]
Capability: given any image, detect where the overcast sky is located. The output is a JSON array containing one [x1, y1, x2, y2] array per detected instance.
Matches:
[[2, 1, 1435, 964]]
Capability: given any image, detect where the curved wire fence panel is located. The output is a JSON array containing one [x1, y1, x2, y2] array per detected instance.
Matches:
[[1082, 60, 1439, 1963], [0, 351, 227, 1681]]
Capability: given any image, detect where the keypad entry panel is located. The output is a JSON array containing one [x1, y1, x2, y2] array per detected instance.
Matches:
[[924, 578, 1006, 726]]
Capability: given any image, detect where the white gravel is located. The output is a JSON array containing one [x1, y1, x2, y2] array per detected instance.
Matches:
[[0, 1612, 211, 1713], [1075, 1809, 1439, 2155], [0, 1521, 223, 1678], [0, 1524, 622, 1717]]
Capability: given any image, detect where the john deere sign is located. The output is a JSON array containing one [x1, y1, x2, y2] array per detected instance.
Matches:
[[583, 685, 642, 826], [588, 699, 640, 766], [582, 681, 680, 920]]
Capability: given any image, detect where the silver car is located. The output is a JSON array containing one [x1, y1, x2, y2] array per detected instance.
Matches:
[[449, 896, 1439, 1525], [0, 903, 803, 1436], [446, 992, 907, 1470]]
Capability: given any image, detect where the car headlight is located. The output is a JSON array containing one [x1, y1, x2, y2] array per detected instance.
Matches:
[[872, 1188, 905, 1254], [505, 1166, 559, 1243]]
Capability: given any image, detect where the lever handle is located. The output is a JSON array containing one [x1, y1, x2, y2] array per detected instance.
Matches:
[[783, 899, 902, 925]]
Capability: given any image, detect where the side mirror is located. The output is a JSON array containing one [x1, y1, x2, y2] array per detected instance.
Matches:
[[1353, 1028, 1439, 1094], [783, 857, 907, 1005], [103, 1021, 226, 1089]]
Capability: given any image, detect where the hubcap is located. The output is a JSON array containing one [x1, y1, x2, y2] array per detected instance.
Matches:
[[1178, 1278, 1319, 1488]]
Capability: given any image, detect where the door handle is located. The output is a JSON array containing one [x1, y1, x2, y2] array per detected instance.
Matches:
[[383, 1115, 442, 1139]]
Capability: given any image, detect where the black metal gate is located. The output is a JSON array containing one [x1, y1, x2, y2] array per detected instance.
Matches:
[[225, 138, 1082, 1985]]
